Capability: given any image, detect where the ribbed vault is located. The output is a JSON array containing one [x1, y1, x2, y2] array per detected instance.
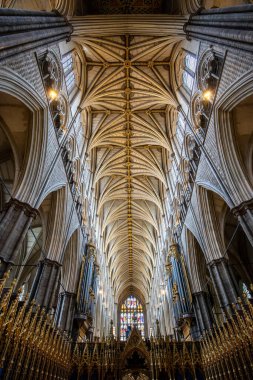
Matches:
[[77, 32, 183, 302]]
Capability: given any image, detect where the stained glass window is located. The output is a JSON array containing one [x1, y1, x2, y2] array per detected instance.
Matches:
[[120, 295, 145, 341], [62, 53, 76, 94], [182, 71, 194, 91], [182, 53, 196, 93], [185, 54, 197, 73]]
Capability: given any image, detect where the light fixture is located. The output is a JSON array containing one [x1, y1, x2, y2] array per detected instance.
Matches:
[[48, 88, 58, 101], [202, 89, 213, 101]]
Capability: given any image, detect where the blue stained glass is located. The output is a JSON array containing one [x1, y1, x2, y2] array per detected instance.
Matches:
[[120, 295, 145, 341]]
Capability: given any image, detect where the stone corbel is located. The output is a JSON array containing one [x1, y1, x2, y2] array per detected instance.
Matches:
[[3, 198, 38, 219], [231, 199, 253, 217]]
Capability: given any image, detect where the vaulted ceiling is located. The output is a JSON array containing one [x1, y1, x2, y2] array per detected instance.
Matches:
[[73, 24, 185, 302]]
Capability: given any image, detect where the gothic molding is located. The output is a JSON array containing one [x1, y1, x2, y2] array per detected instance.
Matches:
[[39, 50, 63, 92], [120, 327, 150, 369], [196, 49, 222, 92], [39, 257, 62, 268], [213, 69, 253, 206], [3, 198, 38, 219], [231, 198, 253, 217], [0, 66, 48, 206]]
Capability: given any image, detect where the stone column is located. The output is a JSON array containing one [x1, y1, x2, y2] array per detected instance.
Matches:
[[208, 258, 238, 311], [232, 199, 253, 247], [184, 4, 253, 52], [0, 198, 38, 276], [56, 291, 76, 332], [30, 258, 61, 310], [0, 8, 73, 61], [192, 291, 214, 334]]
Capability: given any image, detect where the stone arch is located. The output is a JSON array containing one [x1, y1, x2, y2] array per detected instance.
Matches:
[[214, 69, 253, 204], [0, 67, 48, 206], [195, 178, 232, 208], [222, 206, 253, 293], [120, 328, 151, 375], [36, 182, 67, 209], [182, 226, 222, 331], [42, 186, 68, 262], [182, 226, 207, 295], [61, 228, 81, 293], [54, 228, 81, 332], [0, 117, 16, 210], [14, 190, 61, 294], [185, 184, 227, 263]]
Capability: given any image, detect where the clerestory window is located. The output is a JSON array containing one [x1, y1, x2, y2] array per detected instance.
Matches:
[[182, 53, 197, 92], [62, 52, 76, 94]]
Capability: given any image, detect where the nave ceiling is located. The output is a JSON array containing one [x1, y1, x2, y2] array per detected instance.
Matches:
[[74, 31, 184, 303]]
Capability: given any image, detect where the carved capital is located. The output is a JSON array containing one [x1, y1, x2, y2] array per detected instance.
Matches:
[[3, 198, 38, 219], [231, 199, 253, 217], [39, 258, 62, 269]]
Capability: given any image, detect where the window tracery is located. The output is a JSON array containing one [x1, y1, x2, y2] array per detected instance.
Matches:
[[196, 49, 222, 92], [182, 71, 194, 91], [182, 53, 197, 92], [62, 50, 82, 95], [39, 50, 68, 133], [120, 295, 145, 341], [62, 52, 76, 94], [191, 49, 223, 131], [40, 50, 63, 91]]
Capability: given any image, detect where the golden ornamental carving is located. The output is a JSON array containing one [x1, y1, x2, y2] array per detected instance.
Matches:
[[168, 244, 180, 260], [172, 282, 179, 303], [89, 288, 95, 300], [165, 257, 173, 276], [87, 243, 96, 259], [1, 274, 253, 379]]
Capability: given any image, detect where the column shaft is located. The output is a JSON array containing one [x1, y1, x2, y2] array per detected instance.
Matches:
[[184, 5, 253, 52], [232, 200, 253, 247], [208, 258, 238, 310], [0, 8, 73, 61], [193, 291, 214, 334], [56, 291, 76, 332], [0, 198, 37, 272], [30, 258, 61, 310]]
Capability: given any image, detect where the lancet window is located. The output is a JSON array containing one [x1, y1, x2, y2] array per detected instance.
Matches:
[[120, 296, 145, 341], [62, 52, 76, 93], [182, 53, 197, 92]]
